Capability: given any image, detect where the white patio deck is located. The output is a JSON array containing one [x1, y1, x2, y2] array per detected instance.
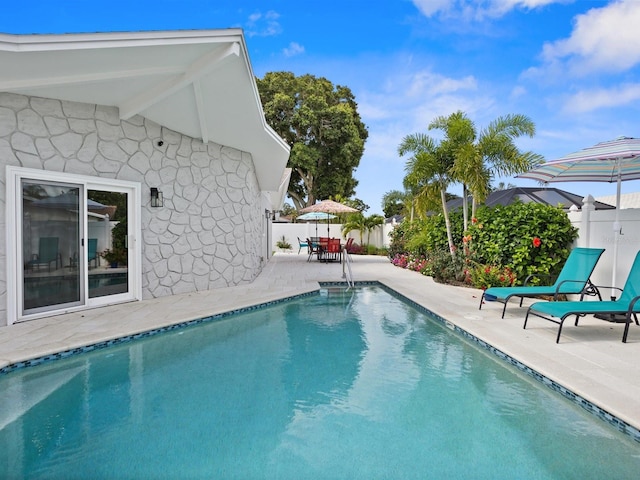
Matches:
[[1, 252, 639, 437]]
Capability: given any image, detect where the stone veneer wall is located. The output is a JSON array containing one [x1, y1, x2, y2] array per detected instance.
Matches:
[[0, 92, 266, 321]]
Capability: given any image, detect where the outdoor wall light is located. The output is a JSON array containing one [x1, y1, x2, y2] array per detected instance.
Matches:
[[150, 187, 163, 208]]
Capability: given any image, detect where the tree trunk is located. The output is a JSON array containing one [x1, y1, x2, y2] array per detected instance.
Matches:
[[440, 189, 456, 260], [462, 184, 469, 232]]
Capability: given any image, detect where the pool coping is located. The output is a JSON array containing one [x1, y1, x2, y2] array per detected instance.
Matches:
[[2, 279, 639, 445]]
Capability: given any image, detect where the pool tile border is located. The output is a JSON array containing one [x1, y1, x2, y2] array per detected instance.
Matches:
[[371, 281, 640, 444], [0, 290, 319, 376]]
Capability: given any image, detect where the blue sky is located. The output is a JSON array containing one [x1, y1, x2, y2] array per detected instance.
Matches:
[[2, 0, 640, 214]]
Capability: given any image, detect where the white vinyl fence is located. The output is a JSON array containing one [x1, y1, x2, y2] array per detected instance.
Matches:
[[271, 221, 397, 254], [568, 195, 640, 292]]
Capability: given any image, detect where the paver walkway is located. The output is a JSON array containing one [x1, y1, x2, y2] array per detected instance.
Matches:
[[1, 252, 639, 436]]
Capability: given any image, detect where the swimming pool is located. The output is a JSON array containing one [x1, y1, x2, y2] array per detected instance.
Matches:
[[1, 285, 639, 479]]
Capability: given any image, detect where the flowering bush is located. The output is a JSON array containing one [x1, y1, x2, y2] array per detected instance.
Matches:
[[469, 264, 517, 290], [388, 202, 578, 286], [391, 253, 433, 276]]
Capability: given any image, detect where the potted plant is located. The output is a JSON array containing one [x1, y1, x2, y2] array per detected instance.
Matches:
[[101, 248, 127, 268], [276, 235, 292, 252]]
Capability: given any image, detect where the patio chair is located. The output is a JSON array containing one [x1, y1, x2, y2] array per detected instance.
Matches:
[[88, 238, 98, 268], [27, 236, 61, 272], [306, 238, 321, 262], [297, 237, 309, 254], [325, 238, 342, 262], [479, 247, 605, 318], [524, 250, 640, 343]]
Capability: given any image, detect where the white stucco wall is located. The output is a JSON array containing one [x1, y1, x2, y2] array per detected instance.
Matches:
[[0, 92, 267, 321]]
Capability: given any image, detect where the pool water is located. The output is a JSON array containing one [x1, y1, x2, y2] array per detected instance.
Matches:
[[1, 286, 639, 479]]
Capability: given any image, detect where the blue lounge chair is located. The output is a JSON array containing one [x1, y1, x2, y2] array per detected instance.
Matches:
[[524, 250, 640, 343], [88, 238, 98, 268], [479, 247, 605, 318], [27, 236, 61, 272]]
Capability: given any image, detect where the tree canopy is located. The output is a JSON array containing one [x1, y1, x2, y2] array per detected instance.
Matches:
[[399, 111, 542, 258], [256, 72, 368, 210], [381, 190, 408, 218]]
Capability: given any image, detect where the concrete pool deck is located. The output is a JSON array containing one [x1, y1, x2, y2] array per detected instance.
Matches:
[[1, 252, 639, 437]]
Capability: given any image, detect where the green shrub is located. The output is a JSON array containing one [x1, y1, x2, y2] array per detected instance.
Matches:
[[389, 201, 578, 286], [429, 248, 468, 284], [465, 202, 578, 284]]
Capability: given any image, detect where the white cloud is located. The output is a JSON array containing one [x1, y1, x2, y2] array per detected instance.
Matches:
[[283, 42, 304, 58], [562, 83, 640, 114], [356, 66, 491, 163], [411, 0, 561, 19], [405, 70, 478, 97], [541, 0, 640, 75], [245, 10, 282, 37], [510, 85, 527, 99], [412, 0, 452, 17]]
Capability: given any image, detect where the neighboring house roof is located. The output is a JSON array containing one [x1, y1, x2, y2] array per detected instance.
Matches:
[[0, 30, 290, 191], [447, 187, 615, 211], [385, 214, 404, 224], [595, 193, 640, 209]]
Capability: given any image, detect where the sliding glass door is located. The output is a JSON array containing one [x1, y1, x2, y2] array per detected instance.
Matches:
[[22, 180, 82, 313], [8, 167, 141, 324], [87, 189, 129, 299]]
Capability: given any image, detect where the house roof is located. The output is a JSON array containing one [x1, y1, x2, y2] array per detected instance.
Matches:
[[595, 193, 640, 209], [0, 30, 290, 191], [446, 187, 615, 211]]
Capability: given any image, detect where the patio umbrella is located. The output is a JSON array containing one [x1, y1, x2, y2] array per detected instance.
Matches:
[[299, 199, 359, 237], [297, 211, 337, 236], [518, 136, 640, 298]]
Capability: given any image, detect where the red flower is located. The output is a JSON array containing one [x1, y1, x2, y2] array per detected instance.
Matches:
[[532, 237, 542, 248]]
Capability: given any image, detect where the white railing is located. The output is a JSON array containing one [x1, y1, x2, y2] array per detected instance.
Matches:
[[342, 247, 354, 289]]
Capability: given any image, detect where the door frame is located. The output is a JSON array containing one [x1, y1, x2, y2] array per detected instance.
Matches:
[[6, 166, 142, 325]]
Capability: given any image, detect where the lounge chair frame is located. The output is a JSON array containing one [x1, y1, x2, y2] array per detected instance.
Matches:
[[479, 247, 605, 318], [523, 250, 640, 343], [523, 287, 640, 343]]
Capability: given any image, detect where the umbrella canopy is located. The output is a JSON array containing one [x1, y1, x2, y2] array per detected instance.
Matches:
[[297, 212, 338, 221], [519, 136, 640, 297], [297, 212, 337, 236], [299, 199, 359, 215], [299, 200, 359, 237], [518, 137, 640, 186], [32, 193, 107, 210]]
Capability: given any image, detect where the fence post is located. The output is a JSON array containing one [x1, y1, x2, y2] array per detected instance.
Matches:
[[580, 194, 595, 247]]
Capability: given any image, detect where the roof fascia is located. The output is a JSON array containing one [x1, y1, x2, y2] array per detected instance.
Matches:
[[0, 30, 244, 52]]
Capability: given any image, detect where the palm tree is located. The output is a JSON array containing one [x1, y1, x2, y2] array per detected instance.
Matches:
[[428, 111, 543, 231], [341, 213, 366, 246], [364, 214, 385, 246], [398, 133, 457, 258]]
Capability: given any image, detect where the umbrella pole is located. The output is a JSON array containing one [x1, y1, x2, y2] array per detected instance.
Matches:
[[611, 160, 622, 300]]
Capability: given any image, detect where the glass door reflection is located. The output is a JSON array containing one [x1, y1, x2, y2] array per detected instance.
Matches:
[[22, 181, 82, 313], [87, 190, 129, 298]]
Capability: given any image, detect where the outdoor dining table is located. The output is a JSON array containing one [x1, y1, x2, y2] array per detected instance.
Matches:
[[313, 237, 342, 263]]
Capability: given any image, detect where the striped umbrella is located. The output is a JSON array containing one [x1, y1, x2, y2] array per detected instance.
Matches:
[[300, 200, 359, 237], [519, 136, 640, 297]]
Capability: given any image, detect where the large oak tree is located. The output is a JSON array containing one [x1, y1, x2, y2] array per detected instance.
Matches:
[[256, 72, 368, 209]]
